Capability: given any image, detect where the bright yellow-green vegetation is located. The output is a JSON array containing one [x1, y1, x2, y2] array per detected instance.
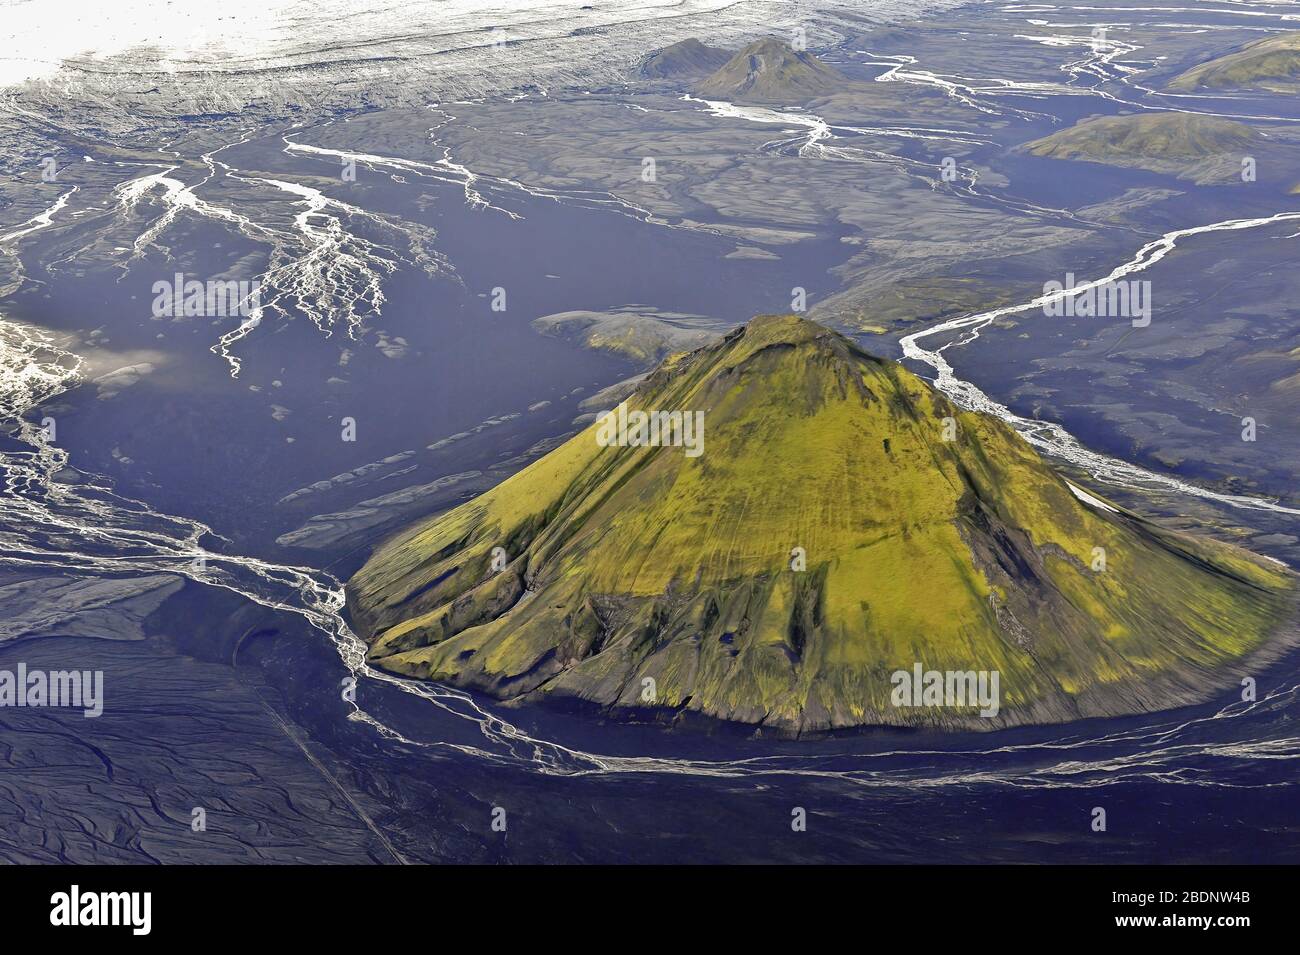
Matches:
[[1022, 113, 1260, 184], [1025, 113, 1258, 164], [1169, 32, 1300, 92], [348, 315, 1295, 733]]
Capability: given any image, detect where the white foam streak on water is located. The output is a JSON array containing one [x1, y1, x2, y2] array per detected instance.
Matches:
[[0, 131, 687, 773], [681, 94, 990, 151], [282, 134, 524, 220], [900, 212, 1300, 517], [0, 305, 599, 771], [867, 18, 1300, 126], [680, 94, 1127, 231], [91, 139, 451, 376], [867, 52, 1063, 119], [218, 175, 395, 359], [0, 173, 597, 770], [0, 188, 79, 245], [280, 111, 702, 232]]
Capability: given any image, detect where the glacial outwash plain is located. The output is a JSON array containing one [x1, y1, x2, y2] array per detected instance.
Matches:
[[4, 0, 1300, 863]]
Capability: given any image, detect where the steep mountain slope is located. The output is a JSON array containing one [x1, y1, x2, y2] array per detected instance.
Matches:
[[348, 316, 1296, 734], [1169, 32, 1300, 92], [638, 39, 732, 79], [695, 37, 844, 102]]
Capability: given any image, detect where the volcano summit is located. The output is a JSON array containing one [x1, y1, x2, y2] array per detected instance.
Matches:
[[348, 316, 1295, 734]]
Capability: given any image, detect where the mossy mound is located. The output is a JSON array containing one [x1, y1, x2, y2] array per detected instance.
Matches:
[[1025, 113, 1258, 162], [695, 38, 843, 102], [1169, 32, 1300, 92], [638, 39, 732, 79], [1022, 113, 1260, 183], [348, 315, 1295, 733]]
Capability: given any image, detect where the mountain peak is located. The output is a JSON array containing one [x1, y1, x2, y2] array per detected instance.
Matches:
[[730, 311, 829, 344], [348, 316, 1296, 735], [743, 36, 800, 57], [637, 38, 732, 79], [695, 37, 844, 102]]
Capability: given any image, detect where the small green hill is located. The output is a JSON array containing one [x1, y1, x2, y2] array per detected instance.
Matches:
[[348, 315, 1295, 734], [1027, 113, 1258, 161], [532, 308, 720, 364], [638, 39, 732, 79], [695, 37, 844, 102], [1169, 32, 1300, 92], [1023, 113, 1260, 182]]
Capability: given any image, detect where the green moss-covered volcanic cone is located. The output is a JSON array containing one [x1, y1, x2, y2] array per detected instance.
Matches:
[[1024, 113, 1259, 164], [1021, 113, 1263, 184], [1169, 31, 1300, 92], [347, 315, 1296, 734], [695, 37, 843, 102]]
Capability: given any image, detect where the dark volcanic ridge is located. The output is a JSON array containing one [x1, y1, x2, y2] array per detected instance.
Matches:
[[638, 38, 733, 78], [695, 37, 845, 102]]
